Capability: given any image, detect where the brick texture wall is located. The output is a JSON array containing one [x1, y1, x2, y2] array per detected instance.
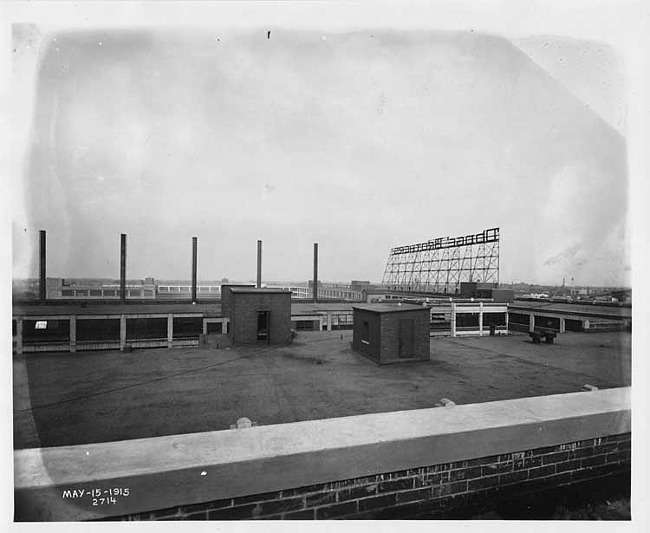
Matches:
[[352, 308, 429, 364], [220, 285, 255, 321], [230, 292, 292, 345], [105, 433, 630, 521], [378, 309, 429, 363], [351, 308, 380, 361]]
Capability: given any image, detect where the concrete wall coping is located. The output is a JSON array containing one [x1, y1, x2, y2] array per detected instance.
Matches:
[[14, 388, 630, 520], [16, 387, 630, 488]]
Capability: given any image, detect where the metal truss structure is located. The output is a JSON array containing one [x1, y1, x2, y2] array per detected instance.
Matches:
[[382, 227, 500, 294]]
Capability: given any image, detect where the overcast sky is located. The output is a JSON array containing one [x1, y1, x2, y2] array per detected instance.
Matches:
[[12, 26, 629, 286]]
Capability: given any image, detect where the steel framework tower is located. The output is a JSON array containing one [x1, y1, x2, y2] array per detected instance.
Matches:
[[382, 227, 500, 294]]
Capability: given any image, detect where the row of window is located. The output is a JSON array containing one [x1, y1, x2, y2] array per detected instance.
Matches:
[[60, 289, 155, 298], [158, 286, 221, 292], [57, 287, 220, 297], [282, 287, 362, 300]]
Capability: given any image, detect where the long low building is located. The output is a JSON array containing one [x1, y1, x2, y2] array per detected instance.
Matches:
[[508, 301, 632, 333], [11, 300, 631, 354], [11, 301, 357, 354]]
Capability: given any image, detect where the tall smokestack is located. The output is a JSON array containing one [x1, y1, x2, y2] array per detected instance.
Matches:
[[120, 234, 127, 303], [39, 230, 46, 303], [313, 242, 318, 303], [256, 240, 262, 288], [192, 237, 198, 303]]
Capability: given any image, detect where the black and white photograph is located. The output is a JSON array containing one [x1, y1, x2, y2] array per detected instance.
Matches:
[[3, 0, 648, 527]]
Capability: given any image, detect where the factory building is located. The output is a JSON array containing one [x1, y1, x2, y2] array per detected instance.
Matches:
[[459, 282, 514, 303]]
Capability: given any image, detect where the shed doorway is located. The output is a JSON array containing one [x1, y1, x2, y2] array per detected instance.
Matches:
[[257, 311, 270, 343], [398, 319, 415, 358]]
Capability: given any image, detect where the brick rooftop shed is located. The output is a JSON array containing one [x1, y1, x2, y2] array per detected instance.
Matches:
[[352, 303, 430, 364], [227, 288, 292, 345]]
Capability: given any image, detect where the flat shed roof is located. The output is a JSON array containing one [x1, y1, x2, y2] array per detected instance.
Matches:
[[13, 301, 354, 318], [352, 303, 428, 314], [229, 288, 292, 294], [291, 302, 356, 313]]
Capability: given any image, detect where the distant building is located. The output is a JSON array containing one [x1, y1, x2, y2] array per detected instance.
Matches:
[[459, 282, 498, 299], [45, 278, 157, 299]]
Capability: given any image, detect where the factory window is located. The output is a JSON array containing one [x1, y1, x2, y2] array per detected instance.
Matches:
[[331, 313, 353, 330], [206, 321, 223, 334], [294, 320, 316, 331], [173, 317, 203, 339], [508, 313, 528, 325], [104, 290, 117, 297], [127, 318, 167, 340], [484, 313, 507, 327], [78, 318, 120, 341], [62, 290, 74, 297], [456, 313, 479, 328], [23, 319, 70, 342], [89, 290, 101, 297]]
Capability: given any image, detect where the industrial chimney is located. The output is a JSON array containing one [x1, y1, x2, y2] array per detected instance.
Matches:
[[120, 234, 127, 303], [313, 243, 318, 303], [256, 240, 262, 288], [192, 237, 198, 303], [39, 230, 46, 303]]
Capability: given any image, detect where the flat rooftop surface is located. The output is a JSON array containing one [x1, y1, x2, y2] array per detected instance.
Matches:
[[509, 301, 632, 319], [14, 300, 630, 320], [13, 301, 358, 317], [12, 302, 222, 317], [13, 330, 630, 450]]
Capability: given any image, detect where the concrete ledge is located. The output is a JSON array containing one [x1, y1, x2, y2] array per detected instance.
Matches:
[[14, 387, 630, 521]]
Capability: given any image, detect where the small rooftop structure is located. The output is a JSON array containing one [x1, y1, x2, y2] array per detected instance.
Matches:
[[352, 303, 430, 364], [220, 284, 255, 321], [228, 287, 292, 345]]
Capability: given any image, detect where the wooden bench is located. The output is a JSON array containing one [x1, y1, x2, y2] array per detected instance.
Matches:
[[529, 330, 557, 344]]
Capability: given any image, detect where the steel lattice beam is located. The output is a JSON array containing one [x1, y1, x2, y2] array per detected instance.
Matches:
[[382, 227, 500, 294]]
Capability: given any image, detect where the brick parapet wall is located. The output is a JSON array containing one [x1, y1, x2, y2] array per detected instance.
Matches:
[[108, 433, 630, 521], [15, 388, 630, 521]]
